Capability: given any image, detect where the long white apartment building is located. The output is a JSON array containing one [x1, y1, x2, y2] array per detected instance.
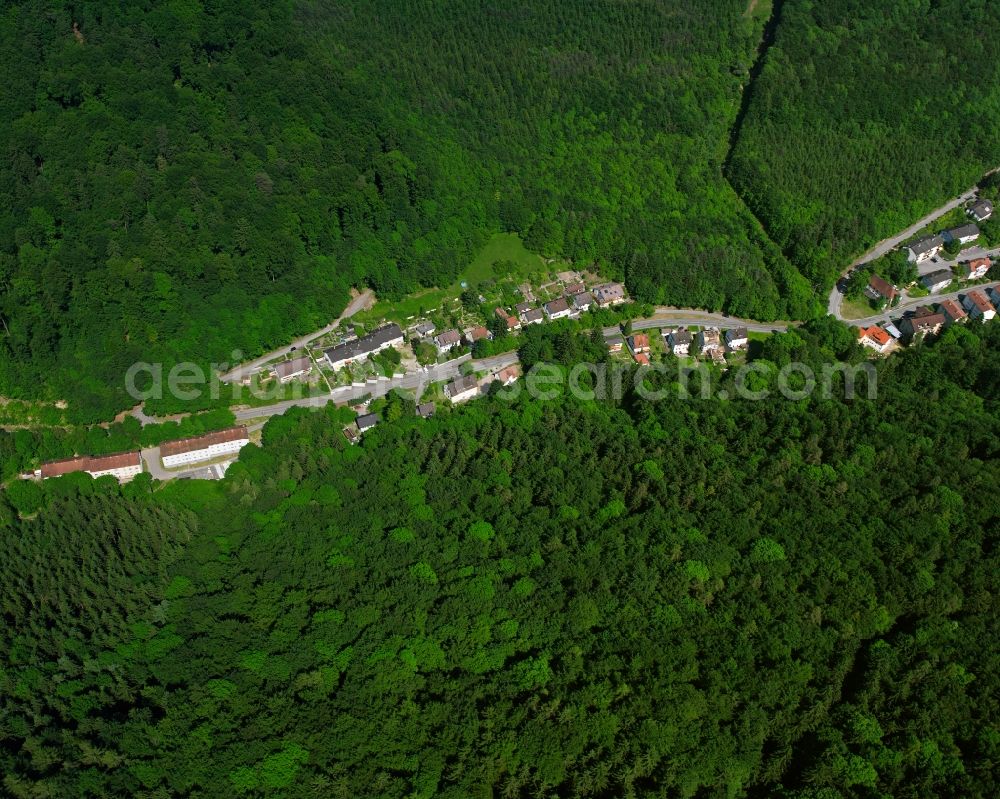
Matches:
[[35, 451, 143, 483], [160, 426, 250, 468]]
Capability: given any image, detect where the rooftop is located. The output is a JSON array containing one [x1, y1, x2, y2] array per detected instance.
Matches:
[[161, 426, 249, 457]]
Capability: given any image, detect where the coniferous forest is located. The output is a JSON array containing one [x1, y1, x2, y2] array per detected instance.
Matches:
[[2, 321, 999, 798]]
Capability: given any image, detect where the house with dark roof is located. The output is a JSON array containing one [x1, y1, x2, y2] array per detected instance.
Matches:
[[416, 402, 436, 419], [942, 223, 980, 245], [544, 297, 572, 320], [357, 413, 380, 432], [571, 291, 594, 312], [725, 326, 749, 350], [520, 307, 544, 325], [905, 235, 944, 263], [445, 374, 480, 404], [515, 300, 534, 314], [562, 282, 585, 296], [667, 329, 692, 356], [324, 324, 404, 370], [921, 270, 953, 293], [967, 198, 993, 222]]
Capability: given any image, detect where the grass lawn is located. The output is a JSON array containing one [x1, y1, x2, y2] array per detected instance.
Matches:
[[355, 232, 550, 327], [461, 232, 547, 285], [839, 296, 879, 320]]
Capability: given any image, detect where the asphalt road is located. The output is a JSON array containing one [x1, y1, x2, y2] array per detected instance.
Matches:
[[845, 280, 1000, 327], [232, 351, 519, 421], [218, 289, 375, 384], [602, 311, 790, 338]]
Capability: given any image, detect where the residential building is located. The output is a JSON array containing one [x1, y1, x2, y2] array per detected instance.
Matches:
[[987, 285, 1000, 306], [938, 298, 967, 325], [563, 282, 585, 296], [593, 282, 626, 307], [324, 324, 404, 370], [634, 352, 650, 366], [942, 223, 980, 245], [697, 327, 722, 355], [962, 290, 996, 321], [342, 427, 360, 445], [413, 321, 436, 337], [272, 356, 311, 383], [520, 308, 544, 325], [434, 329, 462, 353], [967, 198, 993, 223], [416, 402, 436, 419], [464, 326, 491, 345], [628, 333, 650, 354], [160, 426, 250, 468], [902, 309, 945, 339], [725, 326, 749, 350], [505, 315, 522, 332], [494, 366, 519, 386], [959, 257, 991, 280], [606, 336, 624, 354], [883, 321, 903, 340], [356, 413, 379, 432], [905, 235, 944, 263], [571, 291, 594, 312], [857, 325, 892, 354], [445, 374, 479, 403], [544, 297, 572, 320], [514, 300, 534, 315], [36, 451, 143, 483], [668, 329, 693, 356], [921, 270, 952, 293], [865, 275, 898, 303]]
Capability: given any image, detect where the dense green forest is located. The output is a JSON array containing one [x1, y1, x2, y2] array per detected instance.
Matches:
[[0, 0, 818, 421], [728, 0, 1000, 286], [2, 319, 998, 798]]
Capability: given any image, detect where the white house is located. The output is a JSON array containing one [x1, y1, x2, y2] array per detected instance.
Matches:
[[942, 224, 980, 246], [857, 326, 892, 354], [272, 356, 311, 383], [570, 291, 593, 312], [160, 426, 250, 468], [593, 282, 626, 306], [967, 198, 993, 223], [921, 270, 952, 293], [962, 290, 996, 321], [434, 329, 462, 354], [959, 258, 991, 280], [725, 326, 749, 350], [445, 374, 479, 404], [697, 327, 722, 355], [544, 297, 572, 320], [36, 451, 143, 483], [667, 329, 692, 356], [906, 235, 944, 263]]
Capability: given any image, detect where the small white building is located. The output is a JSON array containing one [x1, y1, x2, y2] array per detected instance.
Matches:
[[160, 426, 250, 468], [543, 297, 572, 320], [667, 329, 692, 356], [921, 270, 953, 294], [36, 451, 143, 483], [725, 327, 749, 350], [435, 329, 462, 353]]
